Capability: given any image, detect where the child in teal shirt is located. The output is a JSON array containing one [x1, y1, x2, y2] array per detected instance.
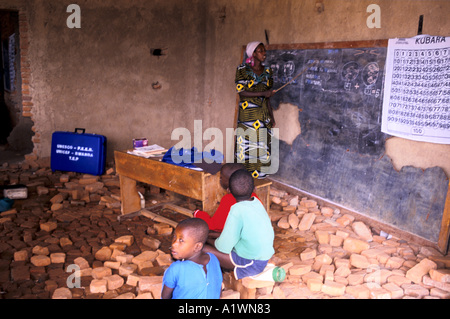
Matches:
[[205, 169, 275, 279]]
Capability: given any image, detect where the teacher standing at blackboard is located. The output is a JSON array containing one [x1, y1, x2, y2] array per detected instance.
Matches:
[[235, 41, 275, 179]]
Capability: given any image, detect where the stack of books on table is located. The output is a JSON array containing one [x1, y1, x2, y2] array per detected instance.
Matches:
[[127, 144, 167, 158]]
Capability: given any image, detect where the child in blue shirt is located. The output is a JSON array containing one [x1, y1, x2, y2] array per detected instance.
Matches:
[[204, 169, 275, 280], [161, 218, 223, 299]]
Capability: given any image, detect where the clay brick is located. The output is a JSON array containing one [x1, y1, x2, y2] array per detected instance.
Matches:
[[307, 279, 323, 292], [302, 271, 323, 284], [91, 266, 112, 279], [430, 288, 450, 299], [336, 215, 353, 226], [405, 258, 437, 284], [156, 253, 173, 267], [30, 255, 51, 267], [429, 268, 450, 283], [334, 258, 350, 269], [271, 196, 281, 205], [14, 250, 28, 262], [298, 213, 316, 231], [347, 272, 365, 286], [315, 254, 332, 265], [402, 284, 429, 298], [139, 276, 163, 299], [334, 265, 351, 278], [321, 280, 346, 296], [351, 221, 373, 242], [142, 237, 161, 250], [300, 248, 316, 261], [329, 234, 344, 247], [104, 261, 121, 270], [385, 256, 405, 269], [94, 246, 112, 261], [59, 237, 73, 247], [369, 287, 391, 299], [320, 206, 334, 217], [119, 263, 138, 277], [301, 199, 317, 208], [382, 282, 404, 299], [387, 275, 412, 286], [52, 287, 72, 299], [116, 254, 134, 264], [84, 181, 104, 193], [343, 237, 370, 254], [40, 221, 57, 232], [105, 274, 124, 290], [115, 292, 136, 299], [422, 275, 450, 292], [90, 279, 108, 294], [50, 253, 66, 264], [74, 257, 90, 270], [364, 269, 392, 285], [132, 251, 158, 266], [315, 230, 329, 245], [283, 205, 297, 213], [289, 263, 311, 276], [288, 213, 299, 229], [111, 248, 126, 261], [277, 216, 289, 229], [346, 284, 370, 299], [50, 193, 64, 204], [350, 254, 370, 269], [32, 245, 49, 256], [126, 273, 140, 286]]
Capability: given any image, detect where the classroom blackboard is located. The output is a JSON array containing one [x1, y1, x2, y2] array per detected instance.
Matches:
[[265, 40, 448, 244]]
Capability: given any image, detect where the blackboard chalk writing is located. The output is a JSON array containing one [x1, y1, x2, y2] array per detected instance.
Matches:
[[264, 41, 448, 243]]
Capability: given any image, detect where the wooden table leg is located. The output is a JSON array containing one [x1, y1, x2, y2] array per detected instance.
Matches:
[[119, 175, 141, 215]]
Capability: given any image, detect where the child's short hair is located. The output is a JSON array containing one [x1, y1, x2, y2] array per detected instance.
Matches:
[[178, 218, 209, 244], [228, 169, 254, 200], [221, 163, 246, 175]]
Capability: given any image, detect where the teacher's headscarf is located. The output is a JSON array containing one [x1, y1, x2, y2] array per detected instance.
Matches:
[[245, 41, 263, 66]]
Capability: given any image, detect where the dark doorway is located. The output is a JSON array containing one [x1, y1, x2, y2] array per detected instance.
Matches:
[[0, 10, 33, 164]]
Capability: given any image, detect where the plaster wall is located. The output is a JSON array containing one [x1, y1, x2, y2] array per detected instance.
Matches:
[[0, 0, 448, 175]]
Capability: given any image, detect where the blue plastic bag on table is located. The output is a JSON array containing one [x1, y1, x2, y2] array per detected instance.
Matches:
[[162, 147, 223, 172]]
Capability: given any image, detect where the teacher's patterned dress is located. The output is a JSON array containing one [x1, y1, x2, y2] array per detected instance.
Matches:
[[235, 63, 274, 179]]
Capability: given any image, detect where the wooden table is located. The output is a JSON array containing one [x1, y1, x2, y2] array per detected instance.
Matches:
[[115, 150, 272, 220], [114, 150, 226, 216]]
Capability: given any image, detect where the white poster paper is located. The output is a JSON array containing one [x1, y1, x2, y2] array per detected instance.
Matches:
[[381, 35, 450, 144]]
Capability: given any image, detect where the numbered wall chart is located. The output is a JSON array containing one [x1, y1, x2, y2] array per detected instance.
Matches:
[[381, 35, 450, 144]]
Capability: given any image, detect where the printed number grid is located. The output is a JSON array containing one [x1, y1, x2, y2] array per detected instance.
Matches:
[[386, 48, 450, 132]]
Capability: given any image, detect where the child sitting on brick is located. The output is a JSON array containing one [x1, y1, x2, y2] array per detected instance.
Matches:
[[194, 163, 260, 233], [203, 169, 275, 280], [161, 218, 223, 299]]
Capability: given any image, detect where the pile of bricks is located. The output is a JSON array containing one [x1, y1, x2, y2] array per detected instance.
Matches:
[[0, 160, 178, 299], [268, 188, 450, 299], [0, 159, 449, 299]]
